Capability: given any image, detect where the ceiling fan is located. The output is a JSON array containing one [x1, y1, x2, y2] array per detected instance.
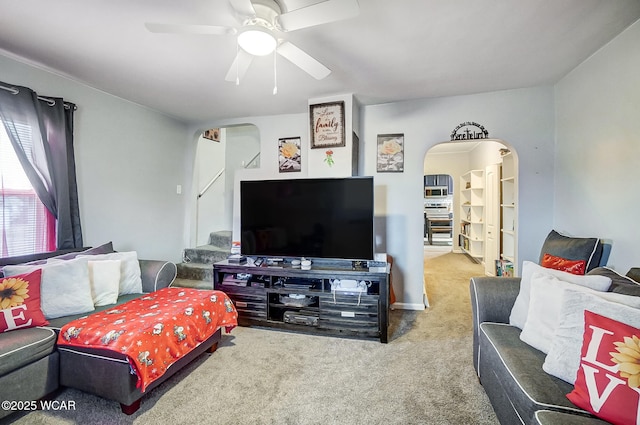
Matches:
[[145, 0, 359, 84]]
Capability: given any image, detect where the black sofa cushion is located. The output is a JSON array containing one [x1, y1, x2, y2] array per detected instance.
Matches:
[[539, 230, 602, 272], [0, 327, 56, 376]]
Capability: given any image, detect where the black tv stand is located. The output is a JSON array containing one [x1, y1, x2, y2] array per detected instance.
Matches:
[[213, 258, 390, 343]]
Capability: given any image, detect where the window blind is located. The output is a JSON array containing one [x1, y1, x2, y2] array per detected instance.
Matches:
[[0, 123, 53, 256]]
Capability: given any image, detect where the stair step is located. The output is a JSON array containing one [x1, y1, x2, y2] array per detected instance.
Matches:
[[176, 230, 231, 286], [183, 245, 229, 265], [172, 278, 213, 290], [176, 262, 213, 282], [208, 230, 232, 249]]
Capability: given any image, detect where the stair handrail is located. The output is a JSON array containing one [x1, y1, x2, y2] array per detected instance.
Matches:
[[244, 152, 260, 169], [197, 152, 260, 200], [198, 168, 224, 199]]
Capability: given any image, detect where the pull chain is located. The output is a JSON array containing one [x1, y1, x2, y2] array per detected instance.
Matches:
[[235, 39, 240, 85], [273, 49, 278, 95]]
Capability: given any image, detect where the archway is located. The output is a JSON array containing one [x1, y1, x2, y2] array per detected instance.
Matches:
[[192, 124, 260, 247], [423, 139, 518, 277]]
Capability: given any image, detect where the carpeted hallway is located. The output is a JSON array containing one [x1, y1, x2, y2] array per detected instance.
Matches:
[[5, 249, 499, 425]]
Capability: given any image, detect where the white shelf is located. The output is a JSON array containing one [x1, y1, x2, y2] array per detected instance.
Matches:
[[501, 254, 515, 262], [460, 233, 484, 241], [499, 153, 517, 274], [459, 169, 485, 261]]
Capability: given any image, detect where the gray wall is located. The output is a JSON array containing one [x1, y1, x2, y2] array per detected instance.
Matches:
[[554, 19, 640, 272], [361, 87, 555, 308], [195, 87, 556, 309], [0, 53, 189, 263]]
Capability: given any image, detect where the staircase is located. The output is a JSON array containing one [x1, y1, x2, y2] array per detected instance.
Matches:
[[172, 231, 232, 289]]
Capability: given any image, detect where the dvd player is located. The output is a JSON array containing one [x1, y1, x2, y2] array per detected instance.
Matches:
[[283, 311, 319, 326]]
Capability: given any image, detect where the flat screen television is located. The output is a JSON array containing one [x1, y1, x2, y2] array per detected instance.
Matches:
[[240, 177, 374, 261]]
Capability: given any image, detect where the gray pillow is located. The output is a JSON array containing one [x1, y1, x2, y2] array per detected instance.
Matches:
[[628, 267, 640, 283], [539, 230, 602, 272], [24, 241, 115, 265], [588, 266, 640, 296], [0, 243, 115, 278]]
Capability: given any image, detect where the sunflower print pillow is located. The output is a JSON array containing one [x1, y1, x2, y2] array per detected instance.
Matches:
[[0, 269, 49, 332]]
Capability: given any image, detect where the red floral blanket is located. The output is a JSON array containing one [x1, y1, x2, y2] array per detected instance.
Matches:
[[57, 287, 237, 392]]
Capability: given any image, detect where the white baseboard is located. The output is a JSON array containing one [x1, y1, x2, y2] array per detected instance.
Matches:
[[391, 302, 426, 311]]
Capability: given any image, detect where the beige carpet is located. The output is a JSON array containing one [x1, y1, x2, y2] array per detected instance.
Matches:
[[5, 250, 498, 425]]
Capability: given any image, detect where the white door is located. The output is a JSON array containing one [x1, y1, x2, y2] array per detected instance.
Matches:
[[484, 164, 500, 276]]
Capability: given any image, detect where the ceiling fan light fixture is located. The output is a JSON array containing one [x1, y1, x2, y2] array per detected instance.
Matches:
[[237, 25, 277, 56]]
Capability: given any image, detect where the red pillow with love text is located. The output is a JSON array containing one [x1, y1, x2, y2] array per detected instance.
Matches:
[[567, 310, 640, 425], [541, 253, 587, 275], [0, 269, 49, 332]]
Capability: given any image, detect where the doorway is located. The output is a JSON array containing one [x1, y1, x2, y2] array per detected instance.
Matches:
[[192, 124, 260, 247], [423, 139, 518, 277]]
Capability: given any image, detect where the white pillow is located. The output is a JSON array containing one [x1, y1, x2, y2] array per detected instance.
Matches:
[[542, 290, 640, 384], [509, 261, 612, 329], [78, 251, 142, 295], [2, 258, 95, 319], [88, 260, 121, 306], [520, 273, 600, 353]]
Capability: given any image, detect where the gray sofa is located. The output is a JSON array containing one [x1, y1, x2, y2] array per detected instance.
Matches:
[[470, 267, 640, 425], [0, 247, 179, 419]]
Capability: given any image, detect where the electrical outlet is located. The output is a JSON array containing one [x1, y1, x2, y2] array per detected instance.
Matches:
[[176, 185, 182, 194]]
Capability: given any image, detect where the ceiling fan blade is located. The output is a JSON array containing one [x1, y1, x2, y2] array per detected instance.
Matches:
[[225, 50, 254, 83], [145, 23, 235, 35], [277, 0, 359, 32], [228, 0, 256, 17], [277, 42, 331, 80]]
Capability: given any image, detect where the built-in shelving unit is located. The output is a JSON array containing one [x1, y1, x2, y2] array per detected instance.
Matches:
[[459, 169, 485, 261], [499, 152, 517, 275]]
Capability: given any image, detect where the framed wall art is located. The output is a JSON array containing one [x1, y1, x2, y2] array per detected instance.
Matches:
[[376, 134, 404, 172], [203, 128, 220, 141], [278, 137, 301, 172], [309, 101, 345, 149]]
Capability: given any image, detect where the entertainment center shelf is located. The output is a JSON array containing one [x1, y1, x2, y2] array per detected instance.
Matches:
[[213, 259, 390, 343]]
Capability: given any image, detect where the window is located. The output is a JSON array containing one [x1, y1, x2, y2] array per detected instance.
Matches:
[[0, 123, 55, 257]]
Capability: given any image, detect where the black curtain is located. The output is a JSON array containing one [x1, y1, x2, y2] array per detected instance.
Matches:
[[0, 81, 82, 249]]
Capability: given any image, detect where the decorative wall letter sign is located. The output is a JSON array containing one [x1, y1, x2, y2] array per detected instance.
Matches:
[[450, 122, 489, 141]]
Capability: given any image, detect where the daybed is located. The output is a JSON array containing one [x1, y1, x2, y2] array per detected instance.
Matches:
[[0, 244, 236, 418], [471, 230, 640, 425]]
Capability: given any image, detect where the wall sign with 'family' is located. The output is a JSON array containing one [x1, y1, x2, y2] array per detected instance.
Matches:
[[450, 122, 489, 140], [310, 101, 345, 149]]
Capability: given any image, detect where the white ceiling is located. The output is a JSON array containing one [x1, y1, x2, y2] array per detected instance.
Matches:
[[1, 0, 639, 125]]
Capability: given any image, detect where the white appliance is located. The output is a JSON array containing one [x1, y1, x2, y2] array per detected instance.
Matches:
[[424, 186, 449, 197], [424, 199, 453, 245], [424, 199, 452, 219]]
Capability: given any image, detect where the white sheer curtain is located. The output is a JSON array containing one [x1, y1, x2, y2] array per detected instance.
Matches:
[[0, 125, 54, 256]]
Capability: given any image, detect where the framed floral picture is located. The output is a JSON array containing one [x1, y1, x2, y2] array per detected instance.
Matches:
[[309, 101, 345, 149], [278, 137, 301, 172], [377, 134, 404, 172]]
